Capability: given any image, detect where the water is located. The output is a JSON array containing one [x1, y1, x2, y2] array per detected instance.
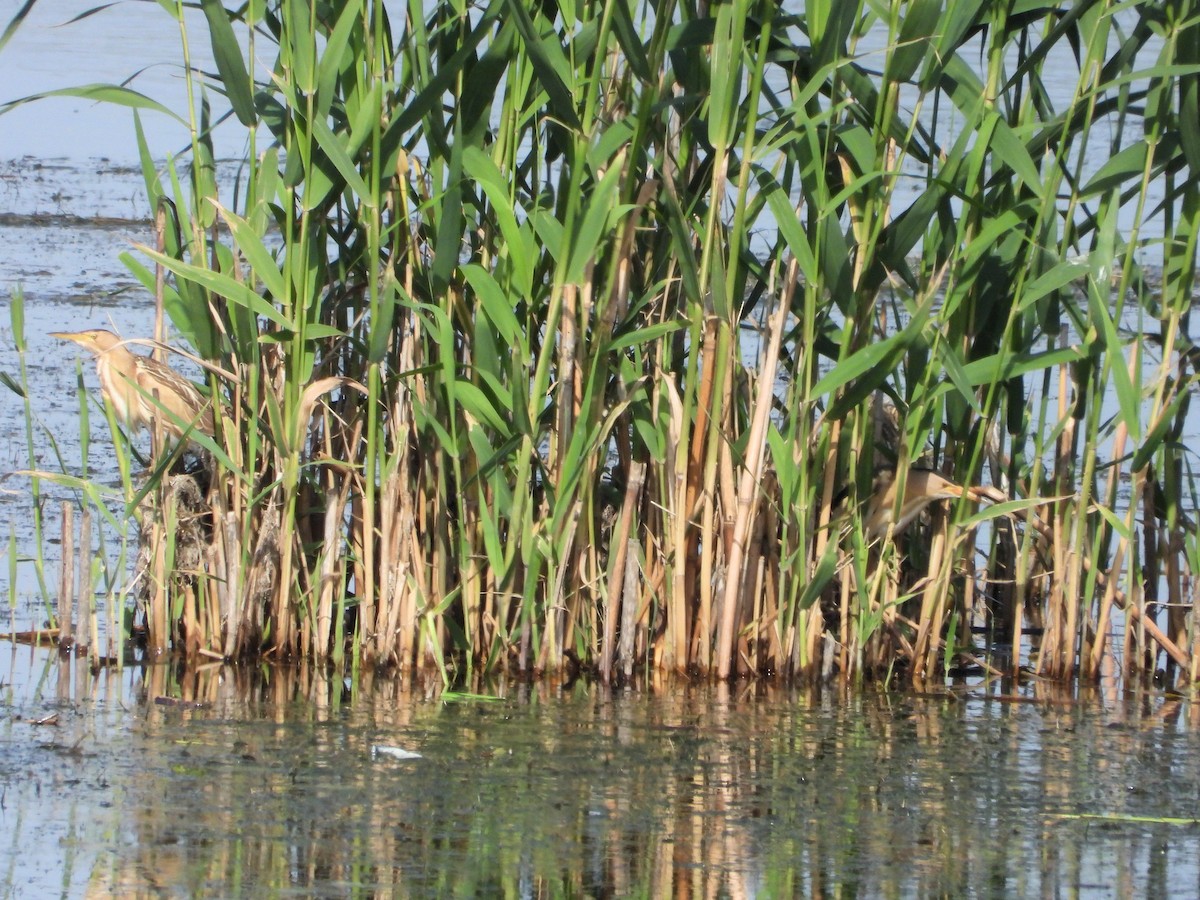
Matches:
[[2, 646, 1199, 898], [0, 1, 246, 165]]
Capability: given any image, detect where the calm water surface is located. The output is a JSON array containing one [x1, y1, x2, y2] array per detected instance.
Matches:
[[3, 646, 1199, 898]]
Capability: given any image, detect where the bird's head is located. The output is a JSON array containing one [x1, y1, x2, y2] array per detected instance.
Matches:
[[50, 329, 124, 355]]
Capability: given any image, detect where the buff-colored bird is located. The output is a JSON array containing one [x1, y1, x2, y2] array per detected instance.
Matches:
[[51, 329, 213, 440], [864, 467, 988, 538]]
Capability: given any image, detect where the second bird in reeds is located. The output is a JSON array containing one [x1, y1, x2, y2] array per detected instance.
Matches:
[[50, 329, 214, 442], [863, 466, 990, 538]]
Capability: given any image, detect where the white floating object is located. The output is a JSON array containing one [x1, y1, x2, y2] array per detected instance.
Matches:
[[371, 744, 422, 760]]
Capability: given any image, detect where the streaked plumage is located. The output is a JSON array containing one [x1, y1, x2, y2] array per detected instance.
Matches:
[[51, 329, 213, 440], [864, 467, 985, 538]]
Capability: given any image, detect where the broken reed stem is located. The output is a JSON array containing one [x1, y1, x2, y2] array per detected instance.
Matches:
[[911, 513, 950, 682], [79, 507, 97, 667], [59, 501, 74, 652], [315, 474, 352, 659], [601, 459, 645, 682]]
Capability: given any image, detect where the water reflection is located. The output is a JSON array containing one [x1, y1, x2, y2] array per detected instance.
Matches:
[[3, 649, 1200, 897]]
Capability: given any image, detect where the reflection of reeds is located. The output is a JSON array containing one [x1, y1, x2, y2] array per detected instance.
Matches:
[[11, 0, 1200, 684], [69, 670, 1200, 897]]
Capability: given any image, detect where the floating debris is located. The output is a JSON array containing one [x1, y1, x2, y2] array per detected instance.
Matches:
[[371, 745, 422, 761], [153, 697, 210, 710], [0, 628, 60, 647]]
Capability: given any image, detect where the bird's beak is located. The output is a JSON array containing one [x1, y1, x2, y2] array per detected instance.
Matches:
[[50, 332, 96, 352]]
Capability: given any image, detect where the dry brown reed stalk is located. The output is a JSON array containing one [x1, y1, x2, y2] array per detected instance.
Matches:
[[715, 261, 794, 679], [58, 501, 73, 651], [995, 499, 1189, 673], [600, 459, 646, 682], [910, 508, 952, 683], [80, 507, 99, 667], [1043, 334, 1075, 680]]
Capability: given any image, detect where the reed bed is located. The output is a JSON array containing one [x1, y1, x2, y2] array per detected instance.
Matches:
[[6, 0, 1200, 685]]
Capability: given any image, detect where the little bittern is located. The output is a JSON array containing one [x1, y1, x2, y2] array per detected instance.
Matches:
[[864, 467, 986, 538], [51, 329, 214, 440]]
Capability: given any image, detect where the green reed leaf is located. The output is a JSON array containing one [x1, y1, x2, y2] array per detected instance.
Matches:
[[201, 0, 256, 127], [136, 245, 289, 327], [0, 83, 183, 121], [960, 345, 1087, 385], [284, 0, 316, 93], [606, 321, 684, 353], [464, 264, 521, 349], [988, 115, 1043, 197], [1132, 387, 1190, 473], [1081, 143, 1146, 197], [795, 540, 839, 612], [1178, 12, 1200, 171], [708, 0, 746, 152], [456, 381, 509, 436], [0, 371, 24, 398], [1093, 501, 1133, 543], [307, 113, 374, 209], [753, 168, 820, 283], [476, 490, 508, 582], [610, 0, 651, 83], [932, 340, 983, 416], [806, 0, 858, 70], [1089, 204, 1140, 441], [1017, 260, 1091, 312], [565, 159, 627, 285], [210, 202, 287, 302], [315, 0, 362, 119], [502, 0, 580, 131], [0, 0, 34, 56], [887, 0, 940, 84], [464, 147, 533, 297], [816, 293, 934, 417], [9, 289, 24, 353]]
